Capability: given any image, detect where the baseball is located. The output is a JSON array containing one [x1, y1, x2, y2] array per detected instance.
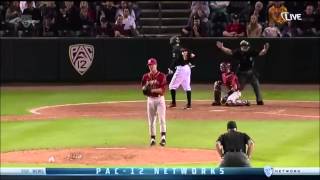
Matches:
[[48, 156, 55, 163]]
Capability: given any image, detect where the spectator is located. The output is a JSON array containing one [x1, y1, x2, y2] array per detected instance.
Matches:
[[296, 4, 317, 37], [116, 1, 135, 20], [281, 21, 297, 37], [182, 15, 208, 37], [246, 15, 262, 37], [56, 1, 81, 36], [56, 3, 69, 36], [190, 1, 210, 22], [65, 1, 81, 36], [209, 1, 229, 37], [284, 1, 307, 14], [316, 1, 320, 36], [209, 1, 229, 20], [22, 1, 41, 21], [227, 1, 251, 22], [41, 1, 57, 36], [20, 1, 42, 36], [79, 1, 95, 23], [102, 1, 117, 24], [79, 2, 94, 36], [129, 1, 141, 25], [19, 1, 35, 14], [250, 1, 267, 24], [223, 14, 245, 37], [188, 8, 209, 27], [5, 1, 21, 35], [262, 21, 281, 37], [94, 3, 103, 26], [268, 1, 287, 28], [0, 2, 7, 36], [122, 7, 138, 36], [113, 14, 126, 37], [96, 16, 113, 37]]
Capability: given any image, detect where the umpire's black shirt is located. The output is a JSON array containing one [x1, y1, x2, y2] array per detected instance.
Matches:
[[232, 48, 259, 72], [217, 130, 251, 153]]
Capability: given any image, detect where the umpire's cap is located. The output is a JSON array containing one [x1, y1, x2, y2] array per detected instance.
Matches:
[[227, 121, 237, 129], [240, 40, 250, 47]]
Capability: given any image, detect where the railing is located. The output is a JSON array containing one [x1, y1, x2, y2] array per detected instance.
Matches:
[[158, 1, 163, 35]]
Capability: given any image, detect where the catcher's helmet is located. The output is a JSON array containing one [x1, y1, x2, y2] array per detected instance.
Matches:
[[220, 62, 231, 73], [170, 35, 180, 46]]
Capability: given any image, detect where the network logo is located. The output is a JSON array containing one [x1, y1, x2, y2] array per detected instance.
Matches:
[[264, 166, 273, 178]]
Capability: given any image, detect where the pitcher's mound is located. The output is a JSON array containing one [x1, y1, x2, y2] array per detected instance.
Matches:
[[1, 147, 220, 166]]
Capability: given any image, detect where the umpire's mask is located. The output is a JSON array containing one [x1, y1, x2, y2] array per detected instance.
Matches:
[[170, 36, 180, 46], [240, 40, 250, 52]]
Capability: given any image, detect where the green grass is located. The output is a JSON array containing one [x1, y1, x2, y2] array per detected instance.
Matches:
[[1, 87, 319, 115], [1, 86, 319, 167], [1, 119, 319, 167]]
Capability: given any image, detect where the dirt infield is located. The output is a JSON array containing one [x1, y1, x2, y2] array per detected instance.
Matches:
[[1, 147, 219, 166]]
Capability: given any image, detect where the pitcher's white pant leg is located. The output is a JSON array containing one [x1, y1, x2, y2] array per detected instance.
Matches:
[[227, 91, 241, 103], [169, 67, 184, 90], [181, 66, 191, 91], [157, 96, 166, 133], [147, 98, 157, 136]]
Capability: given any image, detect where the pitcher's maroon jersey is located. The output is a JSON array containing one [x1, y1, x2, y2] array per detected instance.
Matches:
[[141, 71, 167, 97]]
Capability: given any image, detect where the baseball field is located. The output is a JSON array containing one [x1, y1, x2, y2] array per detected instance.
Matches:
[[1, 84, 319, 168]]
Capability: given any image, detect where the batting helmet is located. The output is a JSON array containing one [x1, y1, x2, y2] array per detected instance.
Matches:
[[170, 35, 180, 46], [220, 62, 231, 73]]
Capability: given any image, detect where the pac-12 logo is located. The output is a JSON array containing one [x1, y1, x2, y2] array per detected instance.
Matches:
[[280, 12, 302, 21], [69, 44, 94, 76]]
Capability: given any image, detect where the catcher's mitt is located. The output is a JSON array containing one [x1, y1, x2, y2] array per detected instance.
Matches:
[[142, 84, 152, 96]]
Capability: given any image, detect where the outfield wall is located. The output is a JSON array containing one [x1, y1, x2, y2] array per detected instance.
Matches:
[[0, 37, 319, 83]]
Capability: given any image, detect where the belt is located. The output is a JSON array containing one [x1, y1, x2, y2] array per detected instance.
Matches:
[[225, 149, 244, 153], [148, 95, 163, 98]]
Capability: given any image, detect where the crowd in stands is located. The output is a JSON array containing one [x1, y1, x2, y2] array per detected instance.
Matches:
[[0, 1, 141, 37], [183, 1, 320, 37], [0, 1, 319, 37]]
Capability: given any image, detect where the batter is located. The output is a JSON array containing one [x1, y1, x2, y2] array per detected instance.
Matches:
[[168, 36, 196, 109]]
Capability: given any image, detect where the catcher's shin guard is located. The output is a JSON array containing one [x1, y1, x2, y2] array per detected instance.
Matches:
[[213, 81, 222, 104]]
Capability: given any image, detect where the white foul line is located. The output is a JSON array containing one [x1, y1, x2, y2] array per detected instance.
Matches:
[[29, 99, 319, 116]]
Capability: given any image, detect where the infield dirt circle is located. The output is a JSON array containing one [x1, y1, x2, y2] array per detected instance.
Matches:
[[1, 98, 319, 166]]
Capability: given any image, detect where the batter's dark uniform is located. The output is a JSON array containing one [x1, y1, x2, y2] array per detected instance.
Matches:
[[231, 48, 263, 104], [168, 38, 195, 109], [216, 127, 253, 167]]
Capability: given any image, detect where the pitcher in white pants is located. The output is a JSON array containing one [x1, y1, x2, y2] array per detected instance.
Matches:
[[141, 58, 167, 146]]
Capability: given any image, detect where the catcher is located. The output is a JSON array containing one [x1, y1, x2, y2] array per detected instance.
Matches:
[[141, 58, 167, 146], [212, 62, 250, 106]]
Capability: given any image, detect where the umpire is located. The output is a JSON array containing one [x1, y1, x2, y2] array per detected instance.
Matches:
[[216, 40, 269, 105], [216, 121, 255, 167]]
